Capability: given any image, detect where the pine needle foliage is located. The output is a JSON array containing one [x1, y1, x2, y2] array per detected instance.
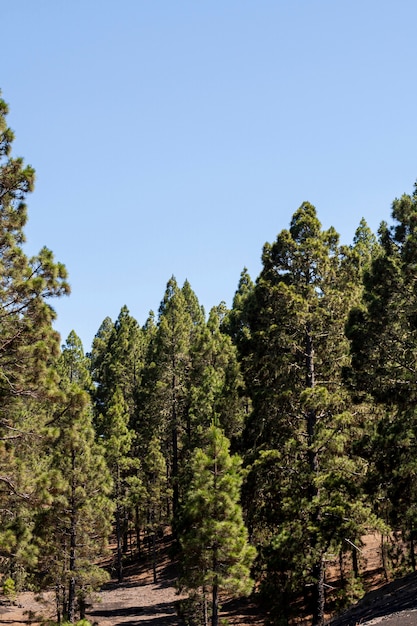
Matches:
[[179, 424, 255, 626]]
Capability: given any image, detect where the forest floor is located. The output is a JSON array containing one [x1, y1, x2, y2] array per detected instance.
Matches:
[[0, 533, 265, 626], [2, 534, 417, 625], [326, 534, 417, 626]]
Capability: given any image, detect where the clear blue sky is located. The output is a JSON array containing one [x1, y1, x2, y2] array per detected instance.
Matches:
[[3, 1, 417, 350]]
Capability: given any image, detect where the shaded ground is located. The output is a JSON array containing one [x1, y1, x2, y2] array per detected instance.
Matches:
[[328, 572, 417, 626], [0, 535, 265, 626], [4, 533, 417, 625], [325, 534, 417, 625]]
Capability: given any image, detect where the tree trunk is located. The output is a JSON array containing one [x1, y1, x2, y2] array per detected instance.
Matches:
[[55, 585, 62, 624], [352, 546, 359, 578], [212, 582, 218, 626], [305, 325, 325, 626], [311, 558, 325, 626], [135, 506, 141, 557], [172, 372, 179, 521], [62, 580, 67, 624], [339, 549, 345, 585], [123, 512, 129, 554], [410, 527, 416, 572], [203, 585, 208, 626], [381, 535, 389, 582], [67, 450, 77, 623], [152, 511, 157, 583], [116, 466, 123, 583], [79, 592, 86, 619]]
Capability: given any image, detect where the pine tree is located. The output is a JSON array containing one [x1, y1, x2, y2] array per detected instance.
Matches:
[[141, 277, 203, 520], [89, 316, 114, 418], [0, 93, 69, 404], [222, 267, 254, 354], [59, 330, 93, 390], [188, 305, 245, 451], [347, 189, 417, 407], [179, 424, 255, 626], [90, 307, 146, 561], [346, 182, 417, 570], [91, 306, 143, 430], [36, 333, 113, 622], [142, 435, 169, 583], [100, 386, 138, 583], [0, 90, 69, 580], [238, 204, 379, 625]]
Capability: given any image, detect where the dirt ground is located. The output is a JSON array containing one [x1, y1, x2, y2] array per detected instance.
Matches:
[[0, 535, 265, 626], [2, 534, 417, 626], [327, 534, 417, 626], [328, 571, 417, 626]]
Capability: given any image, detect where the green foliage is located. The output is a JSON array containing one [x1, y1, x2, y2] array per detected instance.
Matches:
[[138, 276, 205, 519], [90, 308, 146, 581], [233, 203, 380, 625], [0, 90, 69, 580], [176, 592, 211, 626], [335, 573, 365, 613], [346, 181, 417, 567], [179, 424, 255, 626], [59, 330, 93, 391], [91, 306, 144, 430], [188, 305, 245, 450], [2, 576, 16, 599], [32, 332, 114, 622]]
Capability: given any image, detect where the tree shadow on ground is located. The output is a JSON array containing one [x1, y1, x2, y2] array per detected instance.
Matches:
[[221, 595, 266, 625], [329, 571, 417, 626], [89, 600, 179, 626]]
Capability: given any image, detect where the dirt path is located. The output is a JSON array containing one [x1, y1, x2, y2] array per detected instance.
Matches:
[[5, 563, 417, 626], [0, 535, 264, 626], [0, 560, 184, 626], [87, 559, 185, 626]]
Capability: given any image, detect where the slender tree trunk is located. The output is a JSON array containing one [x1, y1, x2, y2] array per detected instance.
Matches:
[[55, 585, 62, 624], [135, 506, 141, 557], [305, 325, 325, 626], [67, 450, 77, 623], [152, 510, 157, 583], [212, 581, 218, 626], [116, 465, 123, 583], [172, 372, 179, 520], [212, 451, 219, 626], [410, 527, 416, 572], [79, 593, 86, 619], [62, 578, 67, 624], [352, 546, 359, 579], [381, 535, 389, 582], [152, 534, 157, 583], [339, 549, 345, 585], [203, 585, 208, 626], [123, 512, 129, 554], [311, 559, 325, 626]]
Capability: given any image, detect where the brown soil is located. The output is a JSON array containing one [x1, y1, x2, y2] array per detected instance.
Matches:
[[2, 533, 417, 626], [327, 534, 417, 626], [0, 534, 265, 626], [328, 572, 417, 626]]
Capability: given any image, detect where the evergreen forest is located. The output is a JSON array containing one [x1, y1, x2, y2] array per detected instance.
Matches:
[[2, 90, 417, 626]]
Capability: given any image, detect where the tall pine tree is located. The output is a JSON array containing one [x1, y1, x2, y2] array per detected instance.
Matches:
[[0, 90, 69, 581], [237, 204, 378, 625], [347, 182, 417, 571], [179, 424, 255, 626], [36, 332, 113, 623]]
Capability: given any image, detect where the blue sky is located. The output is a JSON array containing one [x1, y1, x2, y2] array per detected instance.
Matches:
[[3, 1, 417, 350]]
